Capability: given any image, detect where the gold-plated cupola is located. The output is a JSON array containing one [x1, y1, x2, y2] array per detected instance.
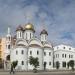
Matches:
[[23, 23, 35, 32]]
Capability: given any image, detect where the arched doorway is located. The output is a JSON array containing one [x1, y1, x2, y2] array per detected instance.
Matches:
[[6, 55, 10, 61], [5, 55, 10, 69]]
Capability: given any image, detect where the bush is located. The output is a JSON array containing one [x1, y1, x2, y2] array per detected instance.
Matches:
[[29, 56, 39, 73], [12, 61, 18, 69], [68, 60, 74, 70]]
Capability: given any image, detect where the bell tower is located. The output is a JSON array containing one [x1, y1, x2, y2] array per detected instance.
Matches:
[[6, 27, 12, 53], [4, 27, 12, 70]]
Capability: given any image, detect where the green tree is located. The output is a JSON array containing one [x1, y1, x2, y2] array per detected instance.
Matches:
[[12, 61, 18, 69], [56, 61, 60, 69], [29, 56, 39, 72], [69, 60, 74, 70]]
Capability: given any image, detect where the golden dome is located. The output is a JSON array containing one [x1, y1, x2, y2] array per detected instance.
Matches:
[[25, 23, 33, 29], [24, 23, 35, 32]]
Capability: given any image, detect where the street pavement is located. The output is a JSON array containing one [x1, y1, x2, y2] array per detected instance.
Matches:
[[0, 71, 75, 75]]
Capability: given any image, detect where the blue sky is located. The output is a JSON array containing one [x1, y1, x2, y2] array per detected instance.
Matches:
[[0, 0, 75, 47]]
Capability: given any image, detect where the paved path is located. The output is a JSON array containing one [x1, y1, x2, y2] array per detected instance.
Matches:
[[0, 71, 75, 75]]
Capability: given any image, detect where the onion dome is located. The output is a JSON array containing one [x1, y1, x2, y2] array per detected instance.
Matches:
[[16, 25, 23, 31], [40, 29, 48, 35], [23, 23, 35, 32]]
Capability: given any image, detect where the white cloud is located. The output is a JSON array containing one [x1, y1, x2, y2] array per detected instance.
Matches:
[[0, 0, 75, 47]]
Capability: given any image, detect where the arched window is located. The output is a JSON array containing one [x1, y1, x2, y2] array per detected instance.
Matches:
[[21, 50, 24, 54], [62, 54, 64, 58], [62, 62, 66, 67], [69, 48, 71, 50], [69, 55, 70, 58], [26, 33, 27, 39], [45, 35, 46, 40], [9, 37, 11, 41], [16, 51, 18, 55], [30, 51, 32, 55], [37, 51, 39, 55], [49, 52, 51, 56], [44, 52, 46, 56], [65, 54, 66, 58], [49, 62, 51, 65], [6, 55, 10, 60], [63, 47, 65, 49], [18, 32, 19, 38], [20, 32, 21, 38], [21, 61, 24, 65], [8, 45, 10, 49], [30, 33, 31, 39]]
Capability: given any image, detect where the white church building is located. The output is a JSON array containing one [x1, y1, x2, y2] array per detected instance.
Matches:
[[4, 23, 53, 70], [4, 23, 75, 70]]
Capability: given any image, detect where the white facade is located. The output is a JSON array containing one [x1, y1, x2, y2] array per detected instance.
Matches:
[[54, 44, 75, 69], [44, 47, 53, 69]]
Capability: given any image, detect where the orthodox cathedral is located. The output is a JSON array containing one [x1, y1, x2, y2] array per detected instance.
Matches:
[[4, 23, 75, 71], [4, 23, 53, 70]]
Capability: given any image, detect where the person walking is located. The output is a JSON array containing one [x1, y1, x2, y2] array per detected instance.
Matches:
[[10, 64, 14, 74]]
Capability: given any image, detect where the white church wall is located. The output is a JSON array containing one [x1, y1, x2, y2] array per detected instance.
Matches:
[[28, 47, 43, 70], [11, 46, 28, 70], [44, 48, 53, 69]]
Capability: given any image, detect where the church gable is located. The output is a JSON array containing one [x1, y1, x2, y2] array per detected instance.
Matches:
[[29, 38, 43, 47], [16, 39, 28, 47]]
